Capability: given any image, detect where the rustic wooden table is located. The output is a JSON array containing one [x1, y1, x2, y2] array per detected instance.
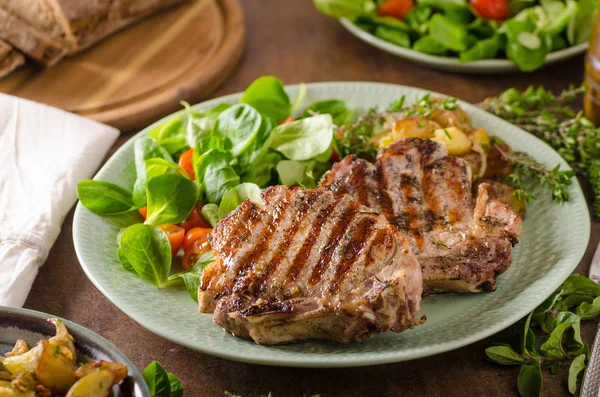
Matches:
[[23, 1, 600, 396]]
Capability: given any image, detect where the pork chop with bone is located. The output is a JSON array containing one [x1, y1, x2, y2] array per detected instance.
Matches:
[[199, 186, 424, 344], [319, 138, 522, 294]]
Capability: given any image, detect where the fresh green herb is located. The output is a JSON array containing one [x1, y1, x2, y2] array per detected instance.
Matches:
[[486, 275, 600, 396], [478, 85, 600, 218], [214, 104, 264, 157], [168, 252, 214, 302], [143, 361, 181, 397], [77, 180, 136, 216], [303, 99, 355, 126], [491, 143, 574, 203]]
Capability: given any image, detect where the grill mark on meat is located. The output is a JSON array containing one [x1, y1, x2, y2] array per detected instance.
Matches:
[[399, 173, 425, 250], [295, 195, 355, 287], [309, 200, 360, 286], [224, 188, 292, 293], [286, 195, 344, 284], [329, 216, 379, 292], [376, 167, 395, 221], [350, 161, 371, 206], [255, 190, 318, 293]]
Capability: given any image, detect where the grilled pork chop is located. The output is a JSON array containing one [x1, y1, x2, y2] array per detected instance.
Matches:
[[199, 186, 424, 344], [319, 138, 522, 294]]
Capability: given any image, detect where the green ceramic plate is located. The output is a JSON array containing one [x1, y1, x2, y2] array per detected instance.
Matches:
[[73, 82, 590, 367], [340, 19, 588, 74]]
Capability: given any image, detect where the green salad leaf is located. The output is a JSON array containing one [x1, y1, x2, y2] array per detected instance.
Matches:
[[185, 102, 231, 148], [568, 0, 599, 45], [214, 104, 264, 157], [143, 361, 173, 397], [270, 114, 333, 161], [313, 0, 371, 19], [517, 359, 542, 397], [168, 252, 214, 302], [145, 173, 199, 226], [132, 137, 173, 208], [240, 76, 291, 124], [429, 14, 469, 51], [118, 224, 172, 288], [201, 203, 220, 227], [303, 99, 354, 126], [77, 180, 136, 216], [567, 354, 586, 394], [168, 373, 183, 397], [218, 183, 263, 219]]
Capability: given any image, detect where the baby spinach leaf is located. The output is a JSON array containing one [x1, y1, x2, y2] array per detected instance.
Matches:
[[413, 35, 448, 55], [502, 19, 550, 72], [133, 137, 173, 208], [168, 373, 183, 397], [459, 36, 500, 62], [567, 354, 586, 394], [270, 114, 333, 161], [185, 103, 231, 148], [241, 151, 282, 188], [375, 26, 410, 48], [575, 296, 600, 320], [147, 117, 187, 155], [237, 117, 275, 170], [145, 158, 189, 180], [201, 203, 220, 227], [303, 100, 354, 126], [276, 160, 316, 187], [429, 14, 469, 51], [119, 224, 171, 288], [145, 173, 199, 226], [201, 151, 240, 204], [116, 228, 136, 273], [517, 359, 542, 397], [484, 345, 525, 365], [214, 104, 263, 157], [143, 361, 171, 397], [77, 180, 136, 216], [240, 76, 291, 124], [218, 183, 263, 219]]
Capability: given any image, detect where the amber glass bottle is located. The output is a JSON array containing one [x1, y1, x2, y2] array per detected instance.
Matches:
[[584, 12, 600, 125]]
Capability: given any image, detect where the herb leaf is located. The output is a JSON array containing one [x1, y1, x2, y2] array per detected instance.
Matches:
[[240, 76, 291, 124], [567, 354, 586, 394], [133, 137, 173, 208], [142, 361, 171, 397], [270, 114, 334, 161], [517, 358, 542, 397], [145, 173, 199, 226], [485, 345, 525, 365]]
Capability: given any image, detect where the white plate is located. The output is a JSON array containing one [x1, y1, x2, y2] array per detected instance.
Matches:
[[341, 19, 588, 74], [73, 82, 590, 367]]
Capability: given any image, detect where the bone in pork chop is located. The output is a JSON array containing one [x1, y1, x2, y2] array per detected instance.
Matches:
[[319, 138, 522, 294], [199, 186, 424, 344]]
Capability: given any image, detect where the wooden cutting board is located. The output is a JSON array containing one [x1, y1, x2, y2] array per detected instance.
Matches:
[[0, 0, 245, 132]]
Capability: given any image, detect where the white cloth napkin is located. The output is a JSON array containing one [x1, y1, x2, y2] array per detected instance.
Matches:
[[0, 94, 119, 307]]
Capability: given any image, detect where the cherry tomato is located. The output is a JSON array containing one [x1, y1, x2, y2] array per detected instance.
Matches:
[[178, 148, 195, 180], [470, 0, 509, 21], [157, 224, 185, 256], [378, 0, 415, 20], [183, 227, 212, 252], [182, 227, 212, 270], [180, 205, 210, 231], [138, 206, 147, 220], [279, 116, 294, 125]]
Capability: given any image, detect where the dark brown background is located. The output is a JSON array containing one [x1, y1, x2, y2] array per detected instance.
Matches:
[[24, 1, 600, 396]]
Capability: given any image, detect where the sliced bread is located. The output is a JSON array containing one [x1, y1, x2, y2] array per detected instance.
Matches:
[[0, 49, 25, 79], [0, 38, 12, 58], [0, 0, 69, 47], [0, 8, 66, 66], [47, 0, 187, 53]]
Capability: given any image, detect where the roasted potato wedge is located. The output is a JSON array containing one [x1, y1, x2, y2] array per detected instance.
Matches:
[[75, 361, 127, 383], [65, 370, 116, 397], [35, 340, 77, 393], [372, 117, 441, 148], [468, 128, 491, 150], [0, 381, 35, 397], [432, 127, 472, 155], [1, 347, 37, 376], [430, 102, 472, 131]]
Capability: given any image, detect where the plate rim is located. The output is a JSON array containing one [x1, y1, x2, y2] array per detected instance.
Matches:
[[0, 305, 151, 395], [73, 81, 591, 367], [339, 18, 588, 73]]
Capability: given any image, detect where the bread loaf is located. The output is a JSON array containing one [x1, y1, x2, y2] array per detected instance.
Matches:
[[47, 0, 187, 53], [0, 38, 12, 58], [0, 8, 66, 66], [0, 0, 69, 46]]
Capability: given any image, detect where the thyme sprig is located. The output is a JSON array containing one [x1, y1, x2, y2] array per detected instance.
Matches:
[[478, 85, 600, 218]]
